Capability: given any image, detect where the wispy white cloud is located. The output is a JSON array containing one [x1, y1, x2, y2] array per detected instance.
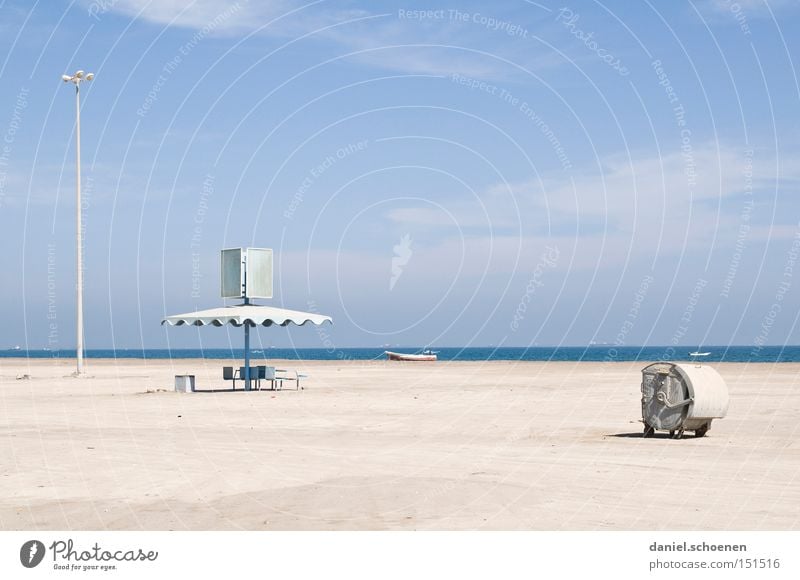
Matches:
[[83, 0, 561, 79], [703, 0, 796, 16], [82, 0, 378, 44], [383, 142, 800, 272], [695, 0, 798, 25], [321, 13, 563, 80], [85, 0, 299, 34]]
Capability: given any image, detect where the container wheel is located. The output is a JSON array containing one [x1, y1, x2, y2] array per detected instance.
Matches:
[[695, 424, 709, 438], [671, 429, 684, 440], [643, 425, 655, 438]]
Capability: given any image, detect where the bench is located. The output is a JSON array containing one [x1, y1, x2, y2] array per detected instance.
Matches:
[[223, 366, 270, 390], [275, 369, 308, 390], [222, 366, 240, 389], [222, 365, 307, 390]]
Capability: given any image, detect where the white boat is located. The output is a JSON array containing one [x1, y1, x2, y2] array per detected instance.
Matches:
[[689, 351, 711, 366], [385, 349, 438, 362]]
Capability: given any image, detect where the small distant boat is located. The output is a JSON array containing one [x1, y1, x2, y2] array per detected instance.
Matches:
[[689, 352, 711, 357], [9, 345, 21, 351], [385, 349, 438, 362]]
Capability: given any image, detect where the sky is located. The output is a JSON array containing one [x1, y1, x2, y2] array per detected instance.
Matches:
[[0, 0, 799, 351]]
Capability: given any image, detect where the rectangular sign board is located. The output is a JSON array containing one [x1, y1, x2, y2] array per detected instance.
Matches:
[[220, 248, 243, 298], [245, 248, 273, 299], [220, 247, 273, 299]]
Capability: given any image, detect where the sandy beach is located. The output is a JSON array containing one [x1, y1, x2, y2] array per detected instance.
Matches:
[[1, 357, 798, 530]]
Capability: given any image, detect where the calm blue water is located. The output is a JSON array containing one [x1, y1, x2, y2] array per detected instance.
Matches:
[[2, 346, 799, 362]]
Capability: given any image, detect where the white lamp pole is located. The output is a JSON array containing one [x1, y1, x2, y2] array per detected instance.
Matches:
[[61, 70, 94, 376]]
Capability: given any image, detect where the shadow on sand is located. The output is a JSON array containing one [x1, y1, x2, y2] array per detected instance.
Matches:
[[190, 386, 287, 393], [610, 432, 673, 439]]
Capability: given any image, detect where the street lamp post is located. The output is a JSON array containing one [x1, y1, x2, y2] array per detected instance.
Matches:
[[61, 70, 94, 376]]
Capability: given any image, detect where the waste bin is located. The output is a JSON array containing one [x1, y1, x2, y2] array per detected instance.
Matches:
[[641, 362, 728, 438], [174, 375, 195, 393]]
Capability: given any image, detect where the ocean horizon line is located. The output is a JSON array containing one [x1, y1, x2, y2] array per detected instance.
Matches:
[[2, 345, 799, 363]]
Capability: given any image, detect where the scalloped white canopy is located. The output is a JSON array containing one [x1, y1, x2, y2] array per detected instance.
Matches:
[[161, 304, 332, 328]]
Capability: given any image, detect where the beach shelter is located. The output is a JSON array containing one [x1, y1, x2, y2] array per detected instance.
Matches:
[[161, 248, 332, 390]]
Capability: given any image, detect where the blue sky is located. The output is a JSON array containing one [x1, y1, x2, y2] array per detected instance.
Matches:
[[1, 0, 799, 351]]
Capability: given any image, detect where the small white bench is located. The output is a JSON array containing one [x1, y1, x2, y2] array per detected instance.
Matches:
[[275, 369, 308, 390]]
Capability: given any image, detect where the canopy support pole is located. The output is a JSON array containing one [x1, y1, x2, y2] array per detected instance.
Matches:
[[242, 291, 251, 391], [244, 322, 251, 391]]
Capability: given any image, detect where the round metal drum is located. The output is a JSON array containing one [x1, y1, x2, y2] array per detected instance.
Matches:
[[641, 362, 729, 437], [641, 363, 690, 431]]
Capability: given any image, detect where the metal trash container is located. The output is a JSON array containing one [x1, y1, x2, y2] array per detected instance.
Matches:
[[641, 362, 728, 439], [174, 375, 195, 393]]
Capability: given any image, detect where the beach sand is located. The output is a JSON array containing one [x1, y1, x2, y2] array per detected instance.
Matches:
[[1, 357, 798, 530]]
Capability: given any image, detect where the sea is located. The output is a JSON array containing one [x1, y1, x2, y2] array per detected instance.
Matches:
[[2, 346, 799, 363]]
